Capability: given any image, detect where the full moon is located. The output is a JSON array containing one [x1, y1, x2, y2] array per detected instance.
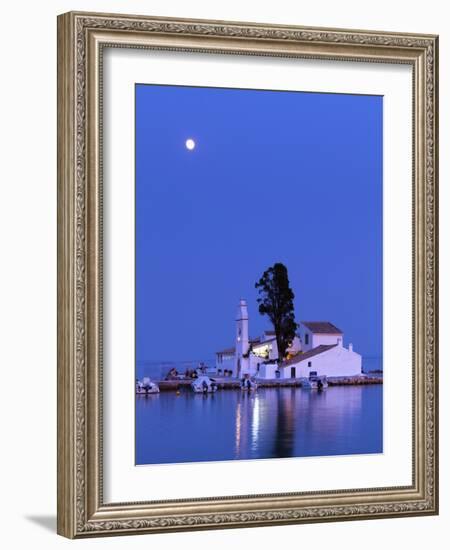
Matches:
[[185, 138, 196, 150]]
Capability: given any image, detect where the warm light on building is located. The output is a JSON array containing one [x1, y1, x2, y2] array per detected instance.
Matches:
[[252, 344, 271, 359]]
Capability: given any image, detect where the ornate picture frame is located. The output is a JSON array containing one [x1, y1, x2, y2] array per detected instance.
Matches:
[[57, 11, 438, 538]]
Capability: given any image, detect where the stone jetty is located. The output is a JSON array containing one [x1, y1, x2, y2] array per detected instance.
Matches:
[[150, 374, 382, 392]]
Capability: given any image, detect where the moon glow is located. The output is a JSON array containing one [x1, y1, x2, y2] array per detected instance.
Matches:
[[185, 138, 196, 150]]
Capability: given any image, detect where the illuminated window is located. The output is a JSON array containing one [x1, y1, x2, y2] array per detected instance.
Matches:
[[253, 345, 269, 358]]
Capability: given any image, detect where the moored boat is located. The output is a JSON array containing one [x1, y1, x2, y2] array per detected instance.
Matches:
[[191, 375, 218, 393], [136, 377, 160, 394], [240, 374, 258, 392], [302, 374, 328, 390]]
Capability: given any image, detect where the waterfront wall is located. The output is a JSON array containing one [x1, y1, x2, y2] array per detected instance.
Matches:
[[143, 375, 382, 392]]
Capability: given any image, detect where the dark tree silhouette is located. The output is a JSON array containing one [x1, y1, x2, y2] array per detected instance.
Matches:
[[255, 263, 298, 363]]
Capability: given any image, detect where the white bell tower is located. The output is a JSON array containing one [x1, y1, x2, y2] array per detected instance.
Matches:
[[235, 299, 249, 377]]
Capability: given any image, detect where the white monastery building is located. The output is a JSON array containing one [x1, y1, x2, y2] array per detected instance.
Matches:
[[215, 299, 362, 380]]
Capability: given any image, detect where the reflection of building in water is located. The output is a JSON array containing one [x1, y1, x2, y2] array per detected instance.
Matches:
[[299, 386, 364, 448], [251, 395, 260, 452], [216, 300, 362, 379], [234, 393, 275, 459], [233, 385, 372, 460], [234, 395, 255, 458], [234, 400, 242, 457], [234, 390, 299, 459], [234, 394, 260, 458], [271, 388, 297, 458]]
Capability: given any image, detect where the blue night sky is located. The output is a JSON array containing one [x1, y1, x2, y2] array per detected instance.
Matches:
[[135, 84, 383, 362]]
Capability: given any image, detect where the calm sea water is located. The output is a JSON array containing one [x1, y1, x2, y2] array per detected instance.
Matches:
[[136, 385, 383, 465]]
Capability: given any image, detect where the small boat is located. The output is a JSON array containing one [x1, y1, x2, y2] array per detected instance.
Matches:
[[191, 375, 218, 393], [240, 375, 258, 392], [136, 377, 160, 394], [302, 375, 328, 390]]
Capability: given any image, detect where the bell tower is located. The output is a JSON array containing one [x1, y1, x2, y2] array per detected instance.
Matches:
[[235, 299, 249, 377]]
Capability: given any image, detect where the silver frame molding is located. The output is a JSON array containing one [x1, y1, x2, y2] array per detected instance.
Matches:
[[57, 11, 439, 538]]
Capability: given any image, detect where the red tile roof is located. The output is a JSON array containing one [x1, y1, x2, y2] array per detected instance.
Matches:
[[282, 344, 337, 366], [216, 347, 235, 355], [253, 337, 276, 347], [301, 321, 342, 334]]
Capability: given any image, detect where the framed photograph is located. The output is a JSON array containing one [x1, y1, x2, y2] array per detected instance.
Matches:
[[57, 11, 439, 538]]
